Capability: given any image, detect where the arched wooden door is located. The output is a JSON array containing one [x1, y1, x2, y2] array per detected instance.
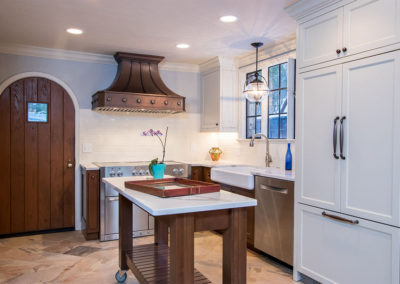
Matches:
[[0, 77, 75, 235]]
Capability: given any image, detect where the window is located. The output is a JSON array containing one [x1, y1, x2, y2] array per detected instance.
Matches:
[[245, 70, 262, 139], [268, 62, 288, 139], [27, 102, 48, 123]]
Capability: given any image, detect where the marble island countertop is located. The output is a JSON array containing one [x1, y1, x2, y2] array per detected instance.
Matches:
[[103, 176, 257, 216]]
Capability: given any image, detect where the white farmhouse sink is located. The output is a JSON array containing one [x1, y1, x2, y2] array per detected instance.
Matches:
[[210, 166, 263, 190], [211, 166, 295, 190]]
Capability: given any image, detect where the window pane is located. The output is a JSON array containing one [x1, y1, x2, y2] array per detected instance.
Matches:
[[247, 117, 255, 138], [256, 116, 261, 133], [27, 102, 48, 122], [268, 91, 280, 114], [280, 90, 288, 113], [280, 114, 287, 139], [247, 101, 255, 116], [256, 102, 262, 115], [269, 65, 280, 90], [268, 115, 279, 139], [280, 63, 288, 88]]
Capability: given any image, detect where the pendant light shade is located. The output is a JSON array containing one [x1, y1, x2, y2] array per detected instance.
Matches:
[[243, 42, 269, 102]]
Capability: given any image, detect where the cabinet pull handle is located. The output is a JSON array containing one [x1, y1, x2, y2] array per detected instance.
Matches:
[[340, 116, 346, 160], [333, 116, 340, 159], [322, 211, 359, 225], [260, 184, 288, 194], [336, 49, 341, 54]]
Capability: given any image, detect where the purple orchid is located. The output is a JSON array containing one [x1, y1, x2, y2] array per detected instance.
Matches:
[[141, 127, 169, 163]]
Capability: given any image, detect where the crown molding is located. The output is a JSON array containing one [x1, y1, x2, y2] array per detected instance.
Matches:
[[199, 56, 237, 74], [0, 43, 200, 73], [237, 35, 296, 68], [285, 0, 344, 21]]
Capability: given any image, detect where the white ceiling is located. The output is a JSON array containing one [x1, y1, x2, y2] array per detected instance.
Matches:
[[0, 0, 297, 64]]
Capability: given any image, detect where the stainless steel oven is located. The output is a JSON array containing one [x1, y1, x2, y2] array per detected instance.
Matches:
[[95, 161, 188, 241]]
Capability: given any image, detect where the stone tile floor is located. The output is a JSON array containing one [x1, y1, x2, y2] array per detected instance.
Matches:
[[0, 230, 314, 283]]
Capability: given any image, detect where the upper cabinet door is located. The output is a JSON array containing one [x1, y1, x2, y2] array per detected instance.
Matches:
[[298, 8, 343, 68], [341, 51, 400, 226], [343, 0, 400, 56], [201, 70, 220, 131], [296, 65, 342, 211]]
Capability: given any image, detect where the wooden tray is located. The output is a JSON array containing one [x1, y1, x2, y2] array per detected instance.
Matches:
[[124, 178, 220, 198]]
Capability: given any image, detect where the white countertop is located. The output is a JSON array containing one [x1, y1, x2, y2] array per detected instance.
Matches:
[[80, 162, 99, 170], [251, 168, 295, 181], [181, 160, 241, 167], [102, 176, 257, 216]]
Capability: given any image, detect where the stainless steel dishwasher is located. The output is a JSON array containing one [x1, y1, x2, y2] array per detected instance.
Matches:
[[254, 175, 294, 265]]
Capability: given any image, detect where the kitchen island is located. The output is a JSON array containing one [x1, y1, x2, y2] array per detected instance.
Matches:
[[103, 176, 257, 284]]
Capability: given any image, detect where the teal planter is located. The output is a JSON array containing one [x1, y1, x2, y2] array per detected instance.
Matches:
[[152, 163, 166, 179]]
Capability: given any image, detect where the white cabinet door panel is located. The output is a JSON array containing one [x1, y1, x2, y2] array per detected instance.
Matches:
[[201, 70, 220, 130], [297, 204, 400, 284], [298, 9, 343, 68], [344, 0, 400, 56], [341, 51, 400, 226], [296, 66, 342, 211]]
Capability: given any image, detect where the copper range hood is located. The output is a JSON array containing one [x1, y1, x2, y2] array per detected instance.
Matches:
[[92, 52, 185, 113]]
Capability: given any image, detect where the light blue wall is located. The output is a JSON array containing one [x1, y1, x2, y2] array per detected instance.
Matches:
[[0, 53, 200, 113]]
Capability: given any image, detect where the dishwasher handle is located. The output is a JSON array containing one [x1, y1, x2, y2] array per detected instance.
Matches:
[[259, 184, 288, 194]]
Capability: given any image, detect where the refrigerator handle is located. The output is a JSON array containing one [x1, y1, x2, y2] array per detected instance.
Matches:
[[340, 116, 346, 160], [333, 117, 340, 159]]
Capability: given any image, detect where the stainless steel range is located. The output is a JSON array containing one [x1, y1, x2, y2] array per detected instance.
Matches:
[[94, 161, 189, 241]]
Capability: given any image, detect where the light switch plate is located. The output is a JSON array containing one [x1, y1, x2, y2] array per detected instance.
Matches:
[[82, 143, 93, 153]]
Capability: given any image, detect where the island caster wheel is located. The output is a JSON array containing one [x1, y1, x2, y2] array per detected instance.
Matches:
[[115, 270, 127, 283]]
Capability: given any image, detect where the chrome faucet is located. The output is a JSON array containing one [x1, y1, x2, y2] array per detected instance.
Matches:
[[249, 133, 272, 167]]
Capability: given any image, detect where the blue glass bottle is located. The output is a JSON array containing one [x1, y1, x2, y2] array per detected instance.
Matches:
[[285, 143, 292, 171]]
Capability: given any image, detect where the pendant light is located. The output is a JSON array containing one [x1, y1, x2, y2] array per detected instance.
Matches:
[[243, 42, 269, 102]]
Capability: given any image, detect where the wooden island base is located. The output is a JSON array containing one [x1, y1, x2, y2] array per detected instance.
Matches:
[[118, 194, 247, 284]]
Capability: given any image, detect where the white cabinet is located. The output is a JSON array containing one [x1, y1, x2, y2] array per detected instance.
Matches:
[[297, 204, 400, 284], [343, 0, 400, 56], [296, 65, 342, 211], [298, 9, 343, 67], [341, 52, 400, 226], [200, 57, 238, 132], [297, 0, 400, 68], [297, 51, 400, 226]]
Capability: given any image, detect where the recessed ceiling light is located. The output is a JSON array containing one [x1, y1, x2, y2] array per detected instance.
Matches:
[[220, 15, 238, 23], [176, 43, 190, 49], [66, 28, 83, 35]]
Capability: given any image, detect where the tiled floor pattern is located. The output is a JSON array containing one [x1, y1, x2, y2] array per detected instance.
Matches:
[[0, 230, 314, 283]]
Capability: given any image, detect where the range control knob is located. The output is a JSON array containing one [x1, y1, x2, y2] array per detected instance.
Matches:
[[179, 168, 185, 174], [138, 170, 145, 176], [109, 171, 116, 177], [117, 171, 123, 177], [145, 170, 150, 175], [132, 169, 138, 176], [172, 168, 179, 174]]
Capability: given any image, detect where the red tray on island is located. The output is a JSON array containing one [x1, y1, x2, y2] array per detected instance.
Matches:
[[124, 178, 220, 198]]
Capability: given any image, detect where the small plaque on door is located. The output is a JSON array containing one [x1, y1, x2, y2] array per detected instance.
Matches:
[[27, 102, 48, 123]]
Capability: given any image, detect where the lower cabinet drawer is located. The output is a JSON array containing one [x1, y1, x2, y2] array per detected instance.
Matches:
[[297, 204, 400, 284]]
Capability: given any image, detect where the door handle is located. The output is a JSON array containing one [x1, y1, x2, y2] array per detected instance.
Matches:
[[67, 160, 74, 168], [340, 116, 346, 160], [260, 184, 288, 194], [333, 117, 340, 159], [322, 211, 359, 225]]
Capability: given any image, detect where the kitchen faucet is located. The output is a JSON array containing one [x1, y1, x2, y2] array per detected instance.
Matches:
[[249, 133, 272, 167]]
